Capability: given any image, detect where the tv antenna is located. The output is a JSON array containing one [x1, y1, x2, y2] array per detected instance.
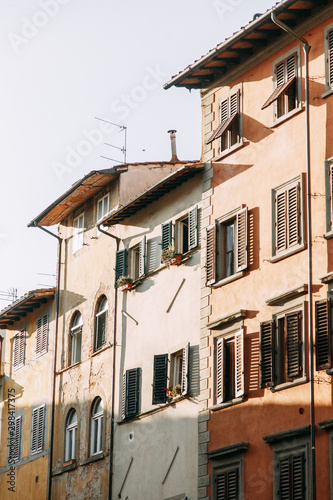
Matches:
[[94, 117, 127, 164]]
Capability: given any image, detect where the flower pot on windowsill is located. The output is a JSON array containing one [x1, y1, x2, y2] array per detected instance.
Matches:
[[63, 459, 76, 467], [117, 276, 133, 291], [119, 281, 133, 291], [165, 384, 182, 402], [169, 254, 183, 265]]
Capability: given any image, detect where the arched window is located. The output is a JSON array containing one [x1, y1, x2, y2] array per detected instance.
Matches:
[[70, 312, 82, 365], [65, 409, 77, 462], [94, 297, 108, 351], [90, 398, 103, 456]]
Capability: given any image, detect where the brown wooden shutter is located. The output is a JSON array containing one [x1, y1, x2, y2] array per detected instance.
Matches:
[[188, 206, 198, 250], [275, 189, 287, 253], [330, 163, 333, 230], [285, 312, 302, 381], [235, 329, 244, 398], [216, 337, 225, 404], [315, 299, 332, 370], [260, 321, 275, 388], [216, 468, 238, 500], [206, 225, 216, 285], [328, 29, 333, 87], [279, 453, 305, 500], [287, 183, 300, 247], [139, 236, 146, 277], [236, 207, 247, 272]]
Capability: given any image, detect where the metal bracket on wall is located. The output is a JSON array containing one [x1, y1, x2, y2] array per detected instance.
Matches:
[[166, 279, 186, 313], [121, 310, 138, 325], [118, 457, 133, 498], [162, 446, 179, 484]]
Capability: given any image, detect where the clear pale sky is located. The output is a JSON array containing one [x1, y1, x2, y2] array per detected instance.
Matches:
[[0, 0, 276, 304]]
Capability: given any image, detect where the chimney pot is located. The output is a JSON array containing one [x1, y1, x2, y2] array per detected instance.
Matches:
[[168, 129, 179, 162]]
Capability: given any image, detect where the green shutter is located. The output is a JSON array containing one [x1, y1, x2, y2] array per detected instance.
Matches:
[[152, 354, 168, 404], [115, 249, 127, 286], [125, 368, 140, 418], [315, 299, 332, 370], [260, 321, 275, 388], [188, 206, 198, 250], [161, 222, 172, 251]]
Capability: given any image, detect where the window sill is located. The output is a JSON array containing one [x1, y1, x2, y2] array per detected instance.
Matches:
[[210, 395, 244, 411], [270, 105, 303, 128], [323, 230, 333, 240], [270, 376, 307, 393], [212, 139, 244, 161], [269, 242, 306, 263], [212, 271, 245, 288], [321, 88, 333, 99], [326, 368, 333, 375], [91, 344, 111, 358], [118, 394, 191, 424], [81, 452, 104, 466]]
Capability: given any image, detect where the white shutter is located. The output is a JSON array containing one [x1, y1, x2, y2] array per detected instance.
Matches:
[[188, 206, 198, 250], [139, 236, 146, 277], [216, 337, 225, 404], [275, 188, 287, 253], [36, 318, 42, 356], [235, 329, 244, 398], [14, 416, 21, 462], [31, 405, 45, 454], [181, 343, 190, 396], [36, 315, 48, 356], [206, 225, 216, 285], [286, 54, 296, 81], [287, 182, 300, 247], [121, 373, 126, 420], [220, 98, 229, 123], [229, 91, 239, 116], [236, 207, 247, 272]]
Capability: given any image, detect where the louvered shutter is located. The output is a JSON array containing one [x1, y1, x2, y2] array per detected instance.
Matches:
[[31, 405, 45, 454], [36, 318, 42, 356], [115, 249, 127, 286], [235, 329, 244, 398], [181, 343, 190, 396], [327, 161, 333, 232], [236, 207, 247, 272], [315, 299, 332, 370], [125, 368, 140, 418], [13, 331, 26, 369], [287, 183, 300, 248], [260, 321, 275, 388], [188, 206, 198, 250], [36, 315, 48, 356], [285, 312, 302, 381], [330, 163, 333, 231], [139, 236, 146, 277], [152, 354, 168, 404], [206, 225, 216, 285], [13, 334, 20, 368], [216, 471, 226, 500], [279, 453, 305, 500], [216, 337, 225, 404], [121, 373, 126, 420], [14, 416, 21, 462], [161, 222, 172, 251], [328, 29, 333, 87], [96, 312, 106, 349], [216, 468, 238, 500], [275, 188, 287, 253]]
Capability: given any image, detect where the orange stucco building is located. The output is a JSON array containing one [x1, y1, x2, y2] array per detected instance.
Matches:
[[166, 1, 333, 498]]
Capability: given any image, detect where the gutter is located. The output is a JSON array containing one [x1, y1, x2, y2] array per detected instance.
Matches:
[[270, 12, 315, 500], [97, 224, 120, 500], [29, 222, 62, 500]]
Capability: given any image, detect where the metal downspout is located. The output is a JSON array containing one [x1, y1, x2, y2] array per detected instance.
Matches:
[[30, 222, 62, 500], [271, 12, 315, 499], [98, 224, 120, 500]]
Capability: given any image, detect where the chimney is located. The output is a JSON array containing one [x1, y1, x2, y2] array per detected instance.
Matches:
[[168, 130, 179, 162]]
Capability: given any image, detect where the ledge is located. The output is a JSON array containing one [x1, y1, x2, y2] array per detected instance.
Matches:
[[207, 311, 246, 330], [269, 242, 306, 264], [118, 394, 191, 424], [81, 452, 104, 465], [270, 376, 307, 393], [208, 441, 248, 460], [211, 271, 245, 289], [91, 344, 111, 358], [321, 88, 333, 99], [269, 105, 303, 129], [263, 425, 310, 444], [323, 230, 333, 241], [212, 139, 245, 162], [266, 284, 308, 306], [320, 271, 333, 284], [210, 396, 244, 411], [319, 419, 333, 431]]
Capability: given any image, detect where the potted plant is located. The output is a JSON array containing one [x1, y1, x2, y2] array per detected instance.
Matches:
[[165, 384, 182, 402], [117, 275, 133, 291], [161, 244, 182, 266]]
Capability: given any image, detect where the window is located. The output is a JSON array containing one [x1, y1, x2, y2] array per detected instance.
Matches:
[[122, 368, 141, 419], [207, 86, 241, 155], [31, 405, 45, 454], [36, 314, 48, 357], [13, 329, 26, 370], [278, 452, 306, 499], [70, 312, 82, 365], [90, 398, 103, 456], [271, 175, 304, 260], [260, 310, 304, 388], [215, 330, 244, 404], [324, 25, 333, 93], [210, 443, 247, 500], [315, 298, 333, 371], [129, 236, 146, 281], [8, 415, 22, 464], [73, 213, 84, 253], [97, 194, 109, 235], [65, 409, 77, 462], [325, 159, 333, 236], [206, 206, 247, 286], [161, 221, 172, 252], [262, 50, 300, 120], [152, 344, 190, 404], [94, 296, 108, 351], [115, 249, 127, 286], [176, 206, 199, 254]]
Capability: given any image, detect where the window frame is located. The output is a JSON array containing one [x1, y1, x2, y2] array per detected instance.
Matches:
[[175, 206, 199, 254], [65, 408, 78, 462], [12, 329, 26, 371], [94, 296, 108, 352], [271, 174, 305, 262], [70, 312, 83, 366], [31, 404, 46, 455], [315, 298, 333, 371], [36, 314, 48, 358], [90, 398, 103, 456], [73, 212, 84, 253], [129, 236, 146, 281], [325, 159, 333, 239], [206, 205, 248, 287], [210, 444, 246, 500], [96, 193, 110, 235], [323, 23, 333, 97]]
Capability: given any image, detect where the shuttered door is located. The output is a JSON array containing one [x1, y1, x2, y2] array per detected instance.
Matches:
[[285, 312, 302, 381], [260, 321, 275, 388], [206, 225, 216, 285], [216, 337, 225, 404], [181, 343, 190, 396], [125, 368, 140, 418], [115, 249, 127, 286], [152, 354, 168, 404], [235, 330, 244, 398], [139, 236, 146, 277], [216, 468, 238, 500], [188, 206, 198, 250], [279, 453, 305, 500], [236, 208, 247, 272], [328, 29, 333, 87], [161, 222, 172, 251], [315, 299, 332, 370]]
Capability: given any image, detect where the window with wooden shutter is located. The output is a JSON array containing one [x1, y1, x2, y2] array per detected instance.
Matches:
[[315, 299, 332, 370], [273, 176, 303, 259], [262, 52, 298, 118], [324, 25, 333, 92], [215, 330, 244, 404], [235, 330, 244, 398], [285, 312, 302, 382], [123, 368, 140, 418], [13, 416, 22, 463], [36, 315, 48, 357], [236, 208, 247, 272], [139, 236, 146, 277], [216, 468, 238, 500], [161, 221, 172, 251], [13, 330, 26, 370], [324, 159, 333, 234], [152, 354, 168, 404], [207, 89, 241, 153], [115, 249, 127, 286], [31, 405, 45, 454], [206, 225, 216, 285], [181, 343, 190, 396], [188, 206, 198, 250], [260, 321, 275, 388], [279, 452, 305, 500]]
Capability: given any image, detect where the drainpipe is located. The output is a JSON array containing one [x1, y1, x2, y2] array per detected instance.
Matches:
[[98, 223, 120, 500], [30, 222, 62, 500], [271, 12, 315, 499]]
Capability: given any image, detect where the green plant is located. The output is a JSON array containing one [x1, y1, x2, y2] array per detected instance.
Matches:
[[117, 275, 132, 287]]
